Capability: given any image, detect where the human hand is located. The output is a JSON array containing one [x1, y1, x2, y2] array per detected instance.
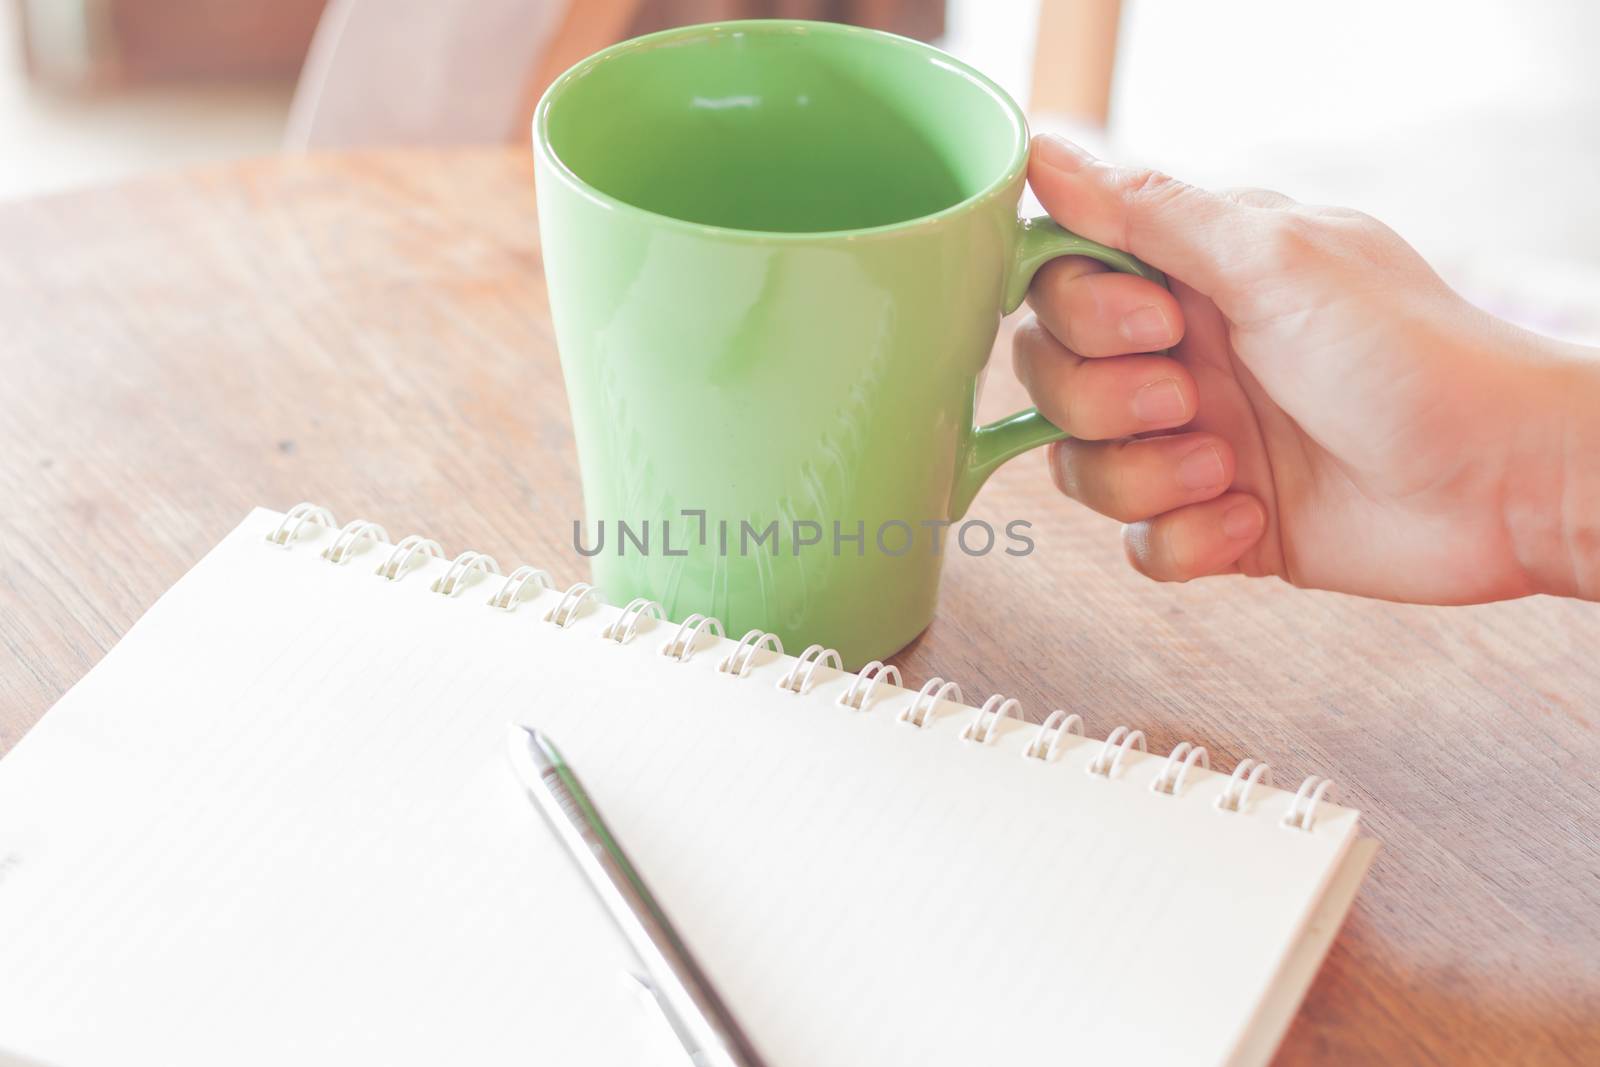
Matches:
[[1015, 135, 1600, 603]]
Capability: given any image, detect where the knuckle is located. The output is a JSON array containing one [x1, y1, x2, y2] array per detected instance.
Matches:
[[1314, 204, 1377, 226], [1064, 386, 1107, 441], [1045, 441, 1068, 494], [1259, 212, 1322, 271], [1058, 440, 1137, 519], [1135, 512, 1205, 582], [1222, 186, 1292, 209], [1012, 315, 1062, 359], [1313, 205, 1388, 242], [1012, 315, 1043, 361], [1148, 519, 1189, 580], [1034, 254, 1101, 296], [1117, 166, 1184, 203], [1057, 309, 1090, 358], [1259, 207, 1413, 280], [1112, 166, 1197, 253], [1047, 441, 1082, 498], [1011, 345, 1029, 391], [1336, 212, 1408, 269], [1121, 521, 1154, 576], [1122, 520, 1173, 581], [1092, 442, 1144, 520], [1030, 268, 1096, 353], [1012, 317, 1062, 391]]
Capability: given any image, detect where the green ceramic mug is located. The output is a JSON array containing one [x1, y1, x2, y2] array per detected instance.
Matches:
[[534, 20, 1161, 667]]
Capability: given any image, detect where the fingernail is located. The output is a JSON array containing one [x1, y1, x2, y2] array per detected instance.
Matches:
[[1176, 445, 1225, 490], [1034, 134, 1095, 172], [1132, 378, 1188, 424], [1222, 500, 1263, 540], [1120, 305, 1172, 348]]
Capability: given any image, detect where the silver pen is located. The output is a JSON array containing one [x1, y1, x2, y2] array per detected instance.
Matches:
[[506, 724, 767, 1067]]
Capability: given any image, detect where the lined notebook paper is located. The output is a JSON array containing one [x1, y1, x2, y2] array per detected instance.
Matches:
[[0, 507, 1373, 1067]]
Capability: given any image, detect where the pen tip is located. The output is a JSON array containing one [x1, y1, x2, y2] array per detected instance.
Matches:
[[506, 723, 559, 768], [505, 723, 550, 785]]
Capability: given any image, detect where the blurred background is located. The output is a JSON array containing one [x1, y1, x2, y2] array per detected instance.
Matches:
[[4, 0, 1598, 343]]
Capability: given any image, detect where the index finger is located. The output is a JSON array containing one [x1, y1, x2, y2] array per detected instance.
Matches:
[[1027, 257, 1183, 357]]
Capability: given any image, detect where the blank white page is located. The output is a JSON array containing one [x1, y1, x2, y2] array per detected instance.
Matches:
[[0, 509, 1362, 1067]]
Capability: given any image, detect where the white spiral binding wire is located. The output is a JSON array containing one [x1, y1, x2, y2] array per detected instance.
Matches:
[[267, 503, 1343, 836], [718, 629, 783, 678], [1087, 726, 1146, 778], [900, 677, 962, 728], [600, 598, 662, 644], [432, 551, 500, 597], [960, 695, 1022, 744], [322, 520, 388, 564], [1282, 776, 1335, 832], [1023, 710, 1084, 761], [1216, 760, 1273, 813], [661, 614, 723, 663], [838, 661, 901, 711], [544, 582, 597, 629], [375, 535, 443, 580], [488, 565, 553, 611], [1150, 742, 1209, 796], [265, 502, 335, 546], [777, 644, 842, 694]]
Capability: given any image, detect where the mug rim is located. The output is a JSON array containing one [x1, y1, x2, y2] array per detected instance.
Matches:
[[532, 19, 1030, 243]]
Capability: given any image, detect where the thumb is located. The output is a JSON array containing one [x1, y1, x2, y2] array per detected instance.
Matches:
[[1028, 135, 1268, 305]]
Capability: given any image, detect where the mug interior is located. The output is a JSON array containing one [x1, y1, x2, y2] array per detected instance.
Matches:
[[540, 22, 1024, 234]]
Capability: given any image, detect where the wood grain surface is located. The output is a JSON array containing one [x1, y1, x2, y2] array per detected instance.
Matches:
[[0, 150, 1595, 1064]]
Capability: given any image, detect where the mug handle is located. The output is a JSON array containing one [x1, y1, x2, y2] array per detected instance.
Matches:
[[948, 216, 1167, 519]]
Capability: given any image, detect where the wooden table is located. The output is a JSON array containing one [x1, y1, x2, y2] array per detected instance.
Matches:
[[1, 150, 1596, 1064]]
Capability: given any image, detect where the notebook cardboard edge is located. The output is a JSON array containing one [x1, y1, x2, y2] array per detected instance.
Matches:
[[1226, 836, 1379, 1067]]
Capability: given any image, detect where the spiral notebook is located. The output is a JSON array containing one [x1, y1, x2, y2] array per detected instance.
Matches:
[[0, 505, 1374, 1067]]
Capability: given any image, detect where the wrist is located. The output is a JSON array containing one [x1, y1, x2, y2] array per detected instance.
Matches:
[[1499, 334, 1600, 600]]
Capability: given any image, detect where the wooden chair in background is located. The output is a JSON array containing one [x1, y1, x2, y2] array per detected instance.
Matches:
[[14, 0, 1118, 146], [284, 0, 953, 148], [1030, 0, 1122, 128], [13, 0, 326, 89], [285, 0, 645, 148]]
